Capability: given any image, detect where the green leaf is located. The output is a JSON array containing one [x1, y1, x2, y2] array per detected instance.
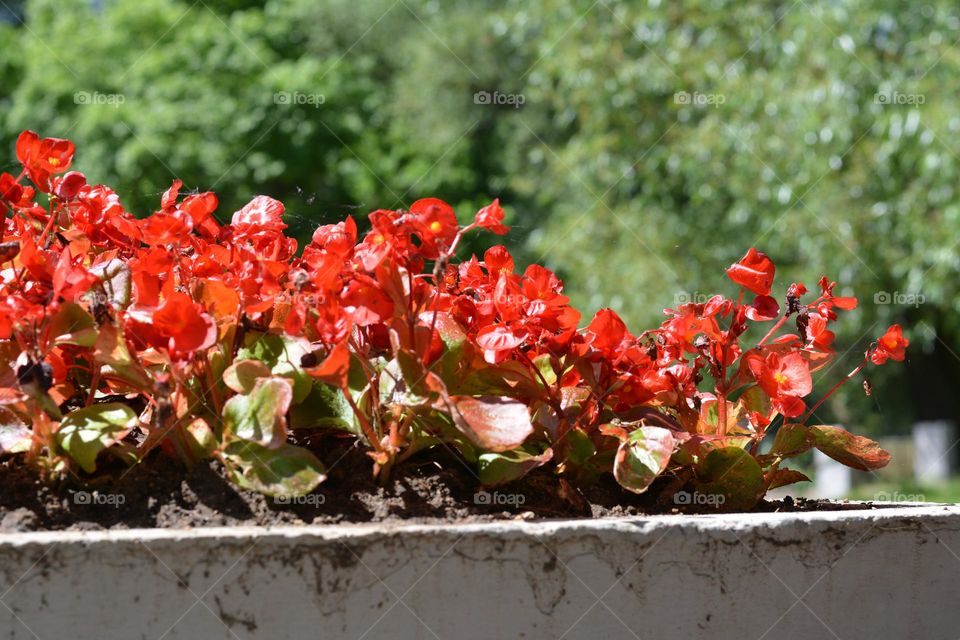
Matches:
[[183, 417, 217, 460], [238, 334, 313, 403], [223, 359, 272, 394], [809, 425, 891, 471], [222, 440, 326, 498], [770, 423, 811, 457], [380, 352, 431, 408], [696, 446, 764, 510], [738, 385, 772, 419], [290, 382, 358, 435], [565, 427, 596, 466], [222, 377, 292, 448], [611, 425, 675, 494], [420, 311, 469, 382], [94, 323, 151, 390], [533, 354, 557, 386], [478, 446, 552, 486], [56, 403, 138, 473], [47, 303, 97, 347]]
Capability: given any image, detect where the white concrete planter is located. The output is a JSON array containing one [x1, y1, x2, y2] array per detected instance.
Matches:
[[1, 504, 958, 639]]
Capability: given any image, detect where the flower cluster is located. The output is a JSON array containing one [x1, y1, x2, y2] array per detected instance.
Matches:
[[0, 131, 907, 507]]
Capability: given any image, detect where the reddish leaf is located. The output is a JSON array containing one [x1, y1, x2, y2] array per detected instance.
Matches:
[[766, 468, 811, 490], [809, 424, 891, 471], [448, 395, 533, 452], [611, 426, 675, 494]]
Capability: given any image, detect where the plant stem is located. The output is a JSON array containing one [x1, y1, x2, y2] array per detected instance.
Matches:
[[342, 386, 383, 452], [800, 358, 867, 424], [758, 314, 789, 346]]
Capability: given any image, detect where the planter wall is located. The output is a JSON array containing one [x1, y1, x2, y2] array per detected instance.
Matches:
[[0, 504, 958, 639]]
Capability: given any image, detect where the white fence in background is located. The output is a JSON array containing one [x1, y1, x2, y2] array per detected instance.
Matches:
[[913, 421, 955, 483]]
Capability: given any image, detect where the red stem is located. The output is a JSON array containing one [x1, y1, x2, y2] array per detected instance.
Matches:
[[758, 314, 789, 347], [800, 358, 868, 424]]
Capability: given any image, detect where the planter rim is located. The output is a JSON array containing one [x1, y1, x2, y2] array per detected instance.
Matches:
[[2, 502, 956, 545]]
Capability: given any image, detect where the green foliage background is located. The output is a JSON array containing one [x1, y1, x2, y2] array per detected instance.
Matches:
[[1, 0, 958, 433]]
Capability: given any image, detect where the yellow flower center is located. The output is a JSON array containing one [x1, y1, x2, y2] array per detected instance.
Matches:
[[429, 221, 443, 233], [48, 157, 60, 167], [774, 372, 788, 385]]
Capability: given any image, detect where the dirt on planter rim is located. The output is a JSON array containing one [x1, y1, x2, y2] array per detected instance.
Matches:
[[0, 435, 895, 533]]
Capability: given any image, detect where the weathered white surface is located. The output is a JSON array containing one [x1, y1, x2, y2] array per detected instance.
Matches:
[[0, 505, 958, 639]]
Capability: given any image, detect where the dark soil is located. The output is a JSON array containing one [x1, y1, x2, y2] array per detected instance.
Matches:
[[0, 436, 890, 532]]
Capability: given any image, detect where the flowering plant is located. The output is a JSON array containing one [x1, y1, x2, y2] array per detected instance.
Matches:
[[0, 131, 907, 508]]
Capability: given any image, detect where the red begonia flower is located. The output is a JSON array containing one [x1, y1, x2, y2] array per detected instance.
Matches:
[[410, 198, 458, 254], [726, 247, 775, 296], [476, 324, 527, 364], [871, 324, 908, 365], [232, 195, 286, 233], [16, 130, 75, 191], [150, 292, 218, 354], [585, 308, 628, 354], [745, 295, 780, 321], [747, 351, 812, 403], [473, 199, 508, 235]]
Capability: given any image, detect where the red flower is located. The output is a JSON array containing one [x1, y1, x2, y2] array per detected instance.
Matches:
[[804, 312, 835, 352], [232, 195, 286, 234], [410, 198, 458, 255], [52, 248, 98, 303], [871, 324, 908, 365], [473, 199, 508, 235], [0, 172, 23, 206], [129, 293, 217, 355], [72, 184, 141, 248], [746, 351, 812, 417], [476, 324, 527, 364], [304, 341, 351, 388], [341, 277, 394, 326], [726, 247, 775, 296], [311, 217, 357, 257], [52, 171, 87, 201], [745, 295, 779, 321], [483, 245, 514, 277], [16, 130, 75, 191], [585, 308, 629, 355]]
